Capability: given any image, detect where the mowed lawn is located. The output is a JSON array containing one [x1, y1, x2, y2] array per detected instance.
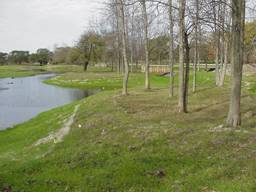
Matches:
[[0, 65, 256, 191]]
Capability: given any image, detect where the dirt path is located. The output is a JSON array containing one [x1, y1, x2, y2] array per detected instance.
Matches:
[[33, 104, 80, 146]]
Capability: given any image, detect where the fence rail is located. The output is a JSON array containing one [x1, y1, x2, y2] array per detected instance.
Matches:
[[141, 64, 217, 73]]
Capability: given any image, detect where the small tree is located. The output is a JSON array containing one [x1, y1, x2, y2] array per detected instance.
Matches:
[[0, 52, 8, 65], [52, 47, 71, 64], [77, 31, 105, 71], [36, 49, 51, 65]]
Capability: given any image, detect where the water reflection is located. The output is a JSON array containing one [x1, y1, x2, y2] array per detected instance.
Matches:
[[0, 74, 94, 130]]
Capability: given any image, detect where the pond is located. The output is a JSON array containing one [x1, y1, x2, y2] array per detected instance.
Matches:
[[0, 74, 93, 130]]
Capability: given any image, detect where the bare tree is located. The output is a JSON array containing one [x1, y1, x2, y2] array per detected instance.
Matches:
[[226, 0, 245, 127], [214, 1, 221, 86], [219, 3, 231, 87], [192, 0, 199, 92], [184, 31, 190, 112], [178, 0, 186, 113], [117, 0, 130, 95], [141, 0, 150, 90], [168, 0, 175, 96]]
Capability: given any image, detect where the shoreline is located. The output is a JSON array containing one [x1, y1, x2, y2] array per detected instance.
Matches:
[[0, 71, 91, 131]]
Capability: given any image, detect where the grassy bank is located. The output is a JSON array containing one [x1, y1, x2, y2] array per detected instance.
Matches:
[[0, 65, 45, 78], [0, 65, 256, 191], [0, 64, 98, 78]]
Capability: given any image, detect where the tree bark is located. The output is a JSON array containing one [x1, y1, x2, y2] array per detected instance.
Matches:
[[184, 32, 190, 113], [84, 43, 93, 72], [192, 0, 199, 93], [214, 3, 221, 86], [168, 0, 175, 97], [218, 1, 227, 87], [141, 0, 150, 90], [197, 25, 201, 71], [219, 39, 228, 86], [115, 1, 122, 73], [117, 0, 129, 95], [219, 10, 232, 87], [178, 0, 186, 113], [226, 0, 245, 127]]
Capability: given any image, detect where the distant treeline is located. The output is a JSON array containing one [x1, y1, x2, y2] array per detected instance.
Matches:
[[0, 31, 109, 67], [0, 32, 220, 67], [1, 20, 255, 67], [0, 49, 51, 66]]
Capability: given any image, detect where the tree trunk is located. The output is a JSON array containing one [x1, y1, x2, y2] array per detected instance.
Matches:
[[226, 0, 245, 127], [130, 9, 135, 73], [141, 0, 150, 90], [219, 7, 232, 87], [218, 1, 226, 87], [197, 25, 202, 71], [192, 0, 199, 93], [117, 0, 129, 95], [168, 0, 175, 97], [158, 52, 161, 65], [219, 39, 228, 86], [111, 57, 114, 72], [84, 61, 89, 71], [115, 1, 122, 73], [84, 44, 93, 71], [214, 4, 220, 86], [178, 0, 186, 113], [184, 32, 190, 113]]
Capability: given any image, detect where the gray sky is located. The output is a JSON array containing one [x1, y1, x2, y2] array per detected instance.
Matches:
[[0, 0, 103, 53], [0, 0, 255, 53]]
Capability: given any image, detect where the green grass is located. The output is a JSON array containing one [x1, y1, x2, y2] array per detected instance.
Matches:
[[0, 65, 45, 78], [45, 69, 217, 91], [0, 64, 112, 78], [0, 65, 256, 191]]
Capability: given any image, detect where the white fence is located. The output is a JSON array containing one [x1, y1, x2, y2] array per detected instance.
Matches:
[[141, 64, 216, 73]]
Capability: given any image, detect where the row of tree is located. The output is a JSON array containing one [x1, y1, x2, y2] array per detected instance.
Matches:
[[0, 31, 107, 71], [1, 18, 255, 69], [0, 49, 52, 66], [106, 0, 255, 127], [1, 0, 255, 128], [0, 0, 255, 127]]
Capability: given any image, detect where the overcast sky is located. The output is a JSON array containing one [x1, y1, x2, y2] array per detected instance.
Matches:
[[0, 0, 255, 53], [0, 0, 103, 53]]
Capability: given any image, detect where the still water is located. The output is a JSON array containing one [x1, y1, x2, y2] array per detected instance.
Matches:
[[0, 74, 92, 130]]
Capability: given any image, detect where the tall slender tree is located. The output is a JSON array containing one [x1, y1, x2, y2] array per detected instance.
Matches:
[[117, 0, 129, 95], [214, 2, 221, 86], [219, 4, 231, 87], [184, 31, 190, 112], [114, 0, 123, 73], [226, 0, 245, 127], [141, 0, 150, 90], [168, 0, 175, 97], [192, 0, 199, 92], [178, 0, 186, 112]]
